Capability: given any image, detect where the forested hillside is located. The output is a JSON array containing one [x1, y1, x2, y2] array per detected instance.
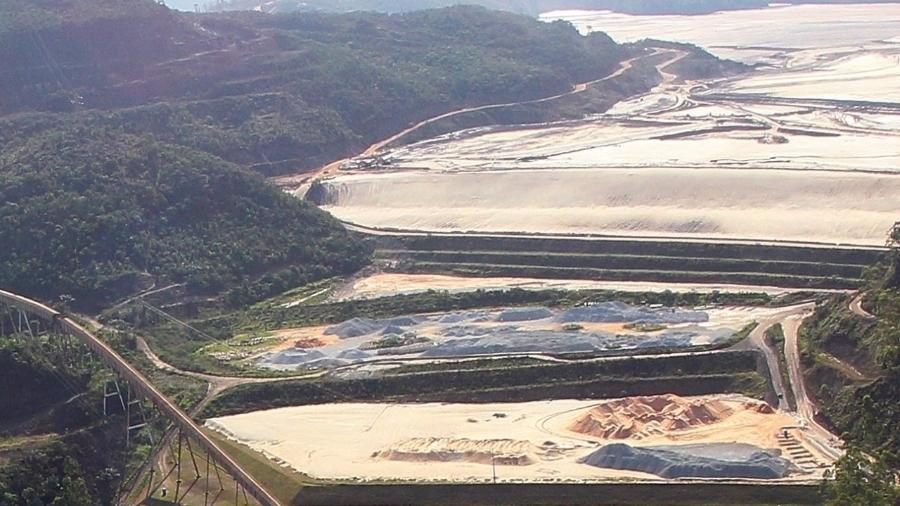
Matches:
[[0, 0, 633, 309], [0, 128, 370, 309], [801, 227, 899, 504], [0, 341, 118, 505], [0, 2, 624, 173]]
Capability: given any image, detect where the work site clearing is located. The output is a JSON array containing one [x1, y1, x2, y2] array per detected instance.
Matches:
[[205, 301, 774, 371], [206, 394, 833, 483]]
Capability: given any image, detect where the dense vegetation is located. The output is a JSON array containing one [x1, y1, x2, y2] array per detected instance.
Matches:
[[0, 0, 168, 33], [800, 227, 899, 504], [0, 326, 209, 504], [0, 129, 369, 309], [0, 339, 123, 505], [0, 442, 97, 506]]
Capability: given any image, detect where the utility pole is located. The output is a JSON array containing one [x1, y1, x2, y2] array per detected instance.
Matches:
[[491, 453, 497, 484]]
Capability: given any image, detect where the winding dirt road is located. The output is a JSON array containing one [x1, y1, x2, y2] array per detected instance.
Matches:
[[849, 292, 877, 320], [279, 48, 674, 191], [782, 313, 843, 461], [135, 336, 321, 402], [744, 303, 816, 411]]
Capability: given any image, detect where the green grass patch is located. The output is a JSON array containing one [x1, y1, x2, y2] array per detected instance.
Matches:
[[765, 323, 785, 347], [206, 429, 311, 501]]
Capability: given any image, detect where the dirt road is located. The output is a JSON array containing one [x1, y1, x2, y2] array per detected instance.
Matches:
[[135, 336, 323, 402], [743, 303, 815, 411], [279, 48, 671, 192], [782, 313, 843, 461], [361, 49, 663, 154], [849, 292, 877, 320]]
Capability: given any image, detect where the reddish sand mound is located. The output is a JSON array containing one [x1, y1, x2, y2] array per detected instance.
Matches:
[[374, 437, 571, 466], [569, 395, 771, 440], [293, 337, 327, 348]]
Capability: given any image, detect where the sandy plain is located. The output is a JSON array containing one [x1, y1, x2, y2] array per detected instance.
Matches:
[[331, 273, 811, 301], [206, 395, 822, 483], [322, 167, 900, 245]]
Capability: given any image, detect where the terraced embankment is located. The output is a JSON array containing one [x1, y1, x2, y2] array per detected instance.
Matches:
[[202, 350, 769, 417], [369, 232, 880, 290]]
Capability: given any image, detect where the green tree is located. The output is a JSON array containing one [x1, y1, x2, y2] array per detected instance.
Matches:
[[825, 449, 900, 506]]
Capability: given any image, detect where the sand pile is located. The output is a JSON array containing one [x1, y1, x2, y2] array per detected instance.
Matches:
[[375, 437, 559, 466], [580, 443, 797, 479], [568, 395, 764, 440], [293, 337, 326, 348]]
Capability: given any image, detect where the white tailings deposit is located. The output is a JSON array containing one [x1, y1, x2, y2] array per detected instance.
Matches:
[[242, 302, 772, 371], [540, 4, 900, 64], [314, 4, 900, 248], [205, 394, 831, 483], [321, 168, 899, 246]]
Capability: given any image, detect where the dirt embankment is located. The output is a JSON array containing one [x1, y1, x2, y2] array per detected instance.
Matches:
[[375, 437, 574, 466]]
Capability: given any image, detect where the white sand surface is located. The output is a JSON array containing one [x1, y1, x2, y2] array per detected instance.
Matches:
[[206, 395, 812, 483], [334, 273, 809, 301], [321, 168, 900, 246], [382, 105, 900, 173], [725, 51, 900, 102], [540, 4, 900, 63]]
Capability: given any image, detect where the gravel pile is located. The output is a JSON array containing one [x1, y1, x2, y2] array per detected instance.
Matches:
[[260, 348, 325, 366], [421, 330, 697, 357], [380, 325, 409, 336], [326, 315, 424, 338], [325, 317, 383, 338], [558, 301, 708, 324], [336, 349, 373, 360], [579, 443, 796, 479], [443, 325, 520, 337], [259, 302, 725, 369], [495, 307, 555, 322]]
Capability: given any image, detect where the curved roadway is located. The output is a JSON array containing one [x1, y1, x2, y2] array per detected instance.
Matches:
[[849, 292, 877, 320], [285, 48, 674, 192], [782, 313, 843, 461]]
